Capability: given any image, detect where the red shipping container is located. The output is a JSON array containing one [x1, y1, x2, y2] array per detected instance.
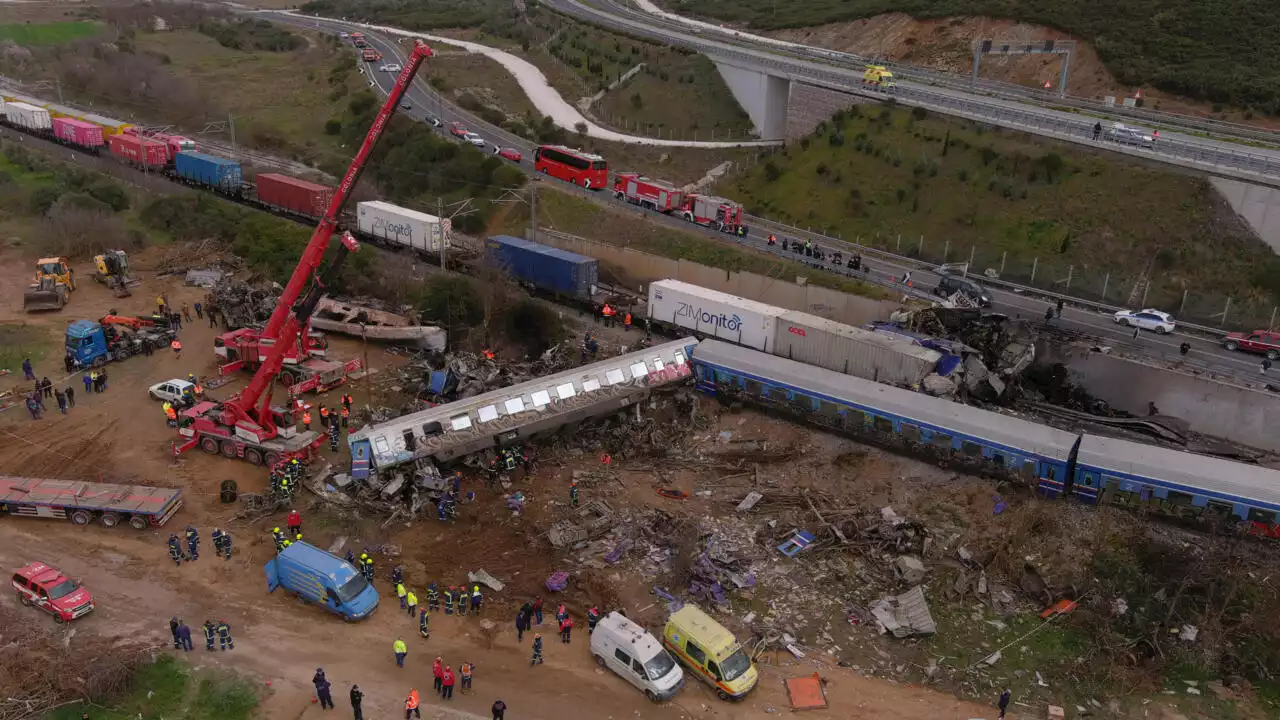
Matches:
[[107, 134, 168, 167], [255, 173, 334, 219], [51, 117, 105, 149]]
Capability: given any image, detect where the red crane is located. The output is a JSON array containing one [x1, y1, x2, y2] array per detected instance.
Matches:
[[175, 39, 435, 466]]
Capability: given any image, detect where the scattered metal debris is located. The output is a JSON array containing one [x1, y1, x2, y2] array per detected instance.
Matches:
[[871, 586, 937, 638]]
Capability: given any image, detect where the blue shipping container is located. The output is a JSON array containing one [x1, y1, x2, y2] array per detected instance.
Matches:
[[174, 152, 242, 192], [485, 235, 598, 302]]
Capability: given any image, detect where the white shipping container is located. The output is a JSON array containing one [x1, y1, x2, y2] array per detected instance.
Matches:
[[773, 311, 941, 386], [647, 279, 784, 351], [4, 101, 52, 132], [356, 200, 451, 253]]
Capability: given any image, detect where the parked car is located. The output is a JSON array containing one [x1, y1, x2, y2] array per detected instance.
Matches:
[[149, 379, 195, 403], [449, 122, 469, 139], [1106, 123, 1155, 149], [1222, 329, 1280, 359], [591, 611, 684, 701], [1113, 308, 1175, 334], [496, 146, 523, 163], [932, 271, 991, 307], [464, 133, 486, 148], [11, 562, 94, 622]]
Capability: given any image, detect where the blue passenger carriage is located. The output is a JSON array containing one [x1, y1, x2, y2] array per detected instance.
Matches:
[[690, 340, 1079, 490]]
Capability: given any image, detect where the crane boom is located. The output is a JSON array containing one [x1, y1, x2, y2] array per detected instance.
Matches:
[[221, 38, 435, 439]]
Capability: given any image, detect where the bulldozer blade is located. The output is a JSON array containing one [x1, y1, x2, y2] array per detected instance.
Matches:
[[23, 287, 66, 312]]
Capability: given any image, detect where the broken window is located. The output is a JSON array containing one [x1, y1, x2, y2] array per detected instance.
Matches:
[[960, 441, 982, 456], [932, 432, 952, 449], [844, 409, 865, 428], [531, 390, 552, 408], [477, 405, 499, 423], [449, 414, 472, 431], [1020, 460, 1037, 479], [769, 386, 789, 403], [1247, 508, 1277, 524], [504, 397, 526, 414], [1207, 500, 1233, 517], [745, 380, 763, 396], [422, 421, 442, 438], [402, 430, 416, 451], [900, 423, 921, 443], [1166, 490, 1194, 506], [872, 415, 894, 433], [990, 451, 1006, 466]]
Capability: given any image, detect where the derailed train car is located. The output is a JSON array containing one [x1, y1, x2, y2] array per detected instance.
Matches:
[[348, 338, 699, 480]]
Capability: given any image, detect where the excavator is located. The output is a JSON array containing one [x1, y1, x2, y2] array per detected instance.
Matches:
[[93, 250, 139, 297], [23, 257, 74, 312], [173, 39, 436, 467]]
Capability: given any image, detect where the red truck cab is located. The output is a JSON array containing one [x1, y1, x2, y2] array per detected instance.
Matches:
[[11, 562, 94, 622], [1222, 330, 1280, 359]]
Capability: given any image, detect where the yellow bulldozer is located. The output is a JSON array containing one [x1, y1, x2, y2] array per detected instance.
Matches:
[[93, 249, 138, 298], [23, 257, 74, 312]]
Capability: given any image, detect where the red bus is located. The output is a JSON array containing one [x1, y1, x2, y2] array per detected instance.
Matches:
[[534, 145, 608, 189]]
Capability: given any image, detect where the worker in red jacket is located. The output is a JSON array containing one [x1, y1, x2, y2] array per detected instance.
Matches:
[[287, 509, 302, 536], [440, 665, 456, 700]]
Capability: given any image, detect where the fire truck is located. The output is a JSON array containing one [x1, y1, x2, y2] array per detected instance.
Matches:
[[173, 39, 438, 467], [362, 48, 381, 62], [613, 172, 748, 235]]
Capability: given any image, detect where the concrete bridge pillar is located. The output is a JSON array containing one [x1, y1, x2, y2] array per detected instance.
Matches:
[[710, 57, 790, 140]]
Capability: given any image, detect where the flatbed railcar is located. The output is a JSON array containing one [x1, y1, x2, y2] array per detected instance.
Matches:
[[0, 475, 183, 529]]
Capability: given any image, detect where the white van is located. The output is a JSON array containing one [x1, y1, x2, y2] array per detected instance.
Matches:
[[590, 611, 685, 701]]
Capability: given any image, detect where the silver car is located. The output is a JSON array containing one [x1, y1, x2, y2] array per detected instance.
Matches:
[[1106, 123, 1154, 149]]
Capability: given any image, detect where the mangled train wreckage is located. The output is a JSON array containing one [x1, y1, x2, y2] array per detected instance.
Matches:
[[347, 338, 699, 490]]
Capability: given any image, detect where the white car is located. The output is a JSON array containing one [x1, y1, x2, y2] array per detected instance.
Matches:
[[148, 379, 195, 403], [465, 133, 486, 148], [1106, 123, 1155, 149], [1114, 308, 1175, 334], [383, 64, 402, 72]]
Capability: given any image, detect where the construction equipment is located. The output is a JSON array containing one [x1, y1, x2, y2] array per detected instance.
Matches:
[[66, 315, 175, 369], [92, 250, 139, 297], [175, 39, 436, 467], [24, 257, 74, 312]]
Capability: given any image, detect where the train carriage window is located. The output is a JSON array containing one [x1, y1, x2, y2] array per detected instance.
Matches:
[[531, 390, 552, 408], [1166, 490, 1194, 506], [630, 362, 650, 379], [606, 368, 626, 385], [373, 437, 390, 455], [1206, 500, 1234, 517], [932, 432, 953, 449], [746, 380, 763, 396], [422, 421, 443, 438], [1247, 508, 1278, 524], [960, 441, 982, 456], [990, 451, 1006, 466], [582, 379, 601, 393], [844, 409, 866, 428], [402, 430, 416, 452], [1080, 471, 1096, 487], [1044, 465, 1058, 481], [769, 387, 789, 402], [673, 351, 687, 365], [900, 423, 922, 443], [1020, 460, 1037, 479], [505, 397, 526, 414], [477, 405, 500, 423], [819, 400, 841, 418], [556, 382, 577, 400], [1102, 475, 1122, 490], [872, 415, 894, 433], [652, 358, 665, 371], [449, 414, 473, 431]]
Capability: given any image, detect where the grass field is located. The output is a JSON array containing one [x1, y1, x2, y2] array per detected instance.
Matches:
[[662, 0, 1280, 114], [495, 184, 890, 300], [45, 656, 259, 720], [0, 21, 98, 45], [718, 105, 1280, 327]]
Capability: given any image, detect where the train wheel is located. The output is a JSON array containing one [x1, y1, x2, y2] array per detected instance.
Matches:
[[70, 510, 92, 525], [200, 437, 220, 454], [100, 512, 120, 528], [129, 515, 149, 530]]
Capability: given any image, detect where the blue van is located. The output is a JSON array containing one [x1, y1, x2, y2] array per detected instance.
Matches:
[[264, 542, 379, 621]]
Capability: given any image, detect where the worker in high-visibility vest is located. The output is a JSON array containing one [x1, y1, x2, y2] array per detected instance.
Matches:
[[601, 303, 615, 328], [319, 404, 330, 428], [302, 406, 312, 430], [171, 339, 182, 357], [624, 312, 632, 331], [340, 405, 350, 428], [163, 401, 177, 425]]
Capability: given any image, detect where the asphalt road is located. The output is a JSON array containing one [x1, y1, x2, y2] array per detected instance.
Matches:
[[272, 14, 1273, 383]]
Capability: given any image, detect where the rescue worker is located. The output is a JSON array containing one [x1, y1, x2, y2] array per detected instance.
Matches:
[[342, 393, 353, 413], [440, 664, 455, 700], [397, 582, 408, 609], [444, 586, 455, 615], [171, 339, 182, 358], [624, 312, 632, 331], [533, 596, 544, 625], [391, 565, 405, 588], [406, 589, 418, 618], [216, 619, 234, 650], [419, 607, 431, 639], [515, 608, 529, 642], [569, 480, 579, 508], [459, 661, 473, 693], [360, 553, 371, 579], [329, 418, 340, 452], [492, 699, 507, 720], [168, 534, 183, 566], [185, 525, 200, 561], [176, 621, 192, 651], [315, 676, 333, 710], [163, 401, 177, 426], [559, 615, 574, 644], [211, 528, 224, 558], [295, 534, 304, 545], [350, 684, 364, 720], [587, 605, 601, 634], [425, 583, 439, 611], [346, 550, 357, 565], [340, 404, 350, 428], [170, 616, 181, 648], [393, 637, 408, 668], [302, 406, 312, 431], [273, 527, 286, 552], [555, 603, 567, 624], [531, 634, 544, 666], [281, 539, 292, 550], [404, 688, 421, 719], [202, 620, 216, 651], [319, 404, 330, 428], [432, 657, 444, 693], [471, 585, 482, 615], [458, 586, 470, 616], [288, 509, 302, 536]]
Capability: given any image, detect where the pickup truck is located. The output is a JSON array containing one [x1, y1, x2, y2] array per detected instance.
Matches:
[[1222, 329, 1280, 359], [265, 541, 378, 621], [11, 562, 94, 622]]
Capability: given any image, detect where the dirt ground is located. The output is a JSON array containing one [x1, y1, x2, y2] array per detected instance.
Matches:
[[767, 13, 1278, 129], [0, 249, 1026, 719]]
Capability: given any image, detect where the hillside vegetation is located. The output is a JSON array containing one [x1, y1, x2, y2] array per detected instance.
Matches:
[[664, 0, 1280, 114], [719, 105, 1280, 327]]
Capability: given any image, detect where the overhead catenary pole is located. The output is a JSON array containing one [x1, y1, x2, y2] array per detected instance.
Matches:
[[437, 196, 445, 270]]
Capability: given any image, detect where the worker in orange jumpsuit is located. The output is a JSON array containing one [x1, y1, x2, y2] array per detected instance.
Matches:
[[301, 405, 312, 431], [404, 688, 421, 719]]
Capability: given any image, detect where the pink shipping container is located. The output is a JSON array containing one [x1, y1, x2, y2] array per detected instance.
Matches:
[[255, 173, 334, 219], [107, 134, 168, 168], [51, 117, 105, 149]]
